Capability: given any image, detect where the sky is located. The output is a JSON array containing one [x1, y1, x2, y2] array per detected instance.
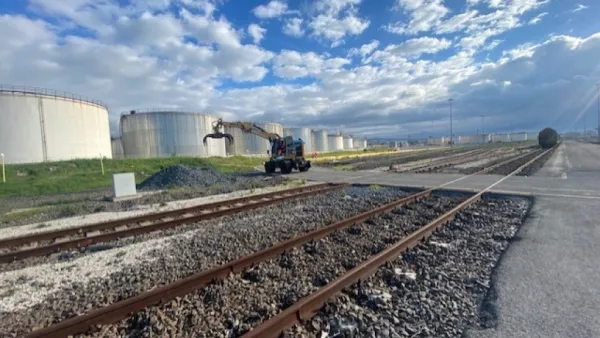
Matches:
[[0, 0, 599, 139]]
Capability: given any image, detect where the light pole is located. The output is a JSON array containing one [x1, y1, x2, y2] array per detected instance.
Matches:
[[448, 98, 454, 147], [1, 153, 5, 183], [597, 83, 600, 143], [481, 114, 485, 144]]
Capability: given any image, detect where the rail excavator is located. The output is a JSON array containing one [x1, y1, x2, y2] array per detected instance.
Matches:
[[203, 118, 311, 174]]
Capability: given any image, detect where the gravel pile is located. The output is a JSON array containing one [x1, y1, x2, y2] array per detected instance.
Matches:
[[486, 149, 542, 175], [0, 186, 409, 337], [292, 196, 530, 338], [138, 165, 253, 191], [517, 146, 558, 176], [83, 193, 466, 337]]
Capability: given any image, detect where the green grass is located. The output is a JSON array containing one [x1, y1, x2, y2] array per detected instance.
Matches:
[[0, 156, 265, 198]]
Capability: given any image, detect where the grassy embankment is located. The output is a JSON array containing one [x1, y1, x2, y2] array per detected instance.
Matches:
[[0, 156, 265, 198]]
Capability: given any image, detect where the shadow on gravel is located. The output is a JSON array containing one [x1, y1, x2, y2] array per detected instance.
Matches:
[[467, 195, 537, 336]]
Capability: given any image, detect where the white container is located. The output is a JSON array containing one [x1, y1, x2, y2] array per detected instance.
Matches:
[[0, 86, 111, 164]]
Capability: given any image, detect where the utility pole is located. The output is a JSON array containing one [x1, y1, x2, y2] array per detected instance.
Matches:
[[448, 98, 454, 147], [481, 114, 485, 144]]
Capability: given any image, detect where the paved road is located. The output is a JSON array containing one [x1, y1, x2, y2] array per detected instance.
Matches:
[[297, 140, 600, 338]]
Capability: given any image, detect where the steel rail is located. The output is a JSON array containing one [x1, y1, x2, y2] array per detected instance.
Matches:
[[23, 190, 431, 338], [0, 183, 331, 250], [243, 145, 557, 338], [392, 148, 489, 174], [23, 145, 557, 338], [0, 183, 343, 264], [476, 149, 540, 174]]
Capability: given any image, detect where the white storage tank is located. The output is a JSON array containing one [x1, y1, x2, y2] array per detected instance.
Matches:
[[343, 136, 353, 150], [312, 129, 328, 153], [285, 127, 313, 153], [491, 133, 511, 143], [111, 137, 124, 159], [226, 122, 284, 156], [526, 132, 538, 141], [0, 86, 112, 164], [328, 134, 343, 151], [120, 110, 226, 158], [511, 132, 527, 142]]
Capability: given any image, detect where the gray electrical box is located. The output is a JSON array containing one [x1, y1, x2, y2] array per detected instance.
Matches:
[[112, 173, 136, 198]]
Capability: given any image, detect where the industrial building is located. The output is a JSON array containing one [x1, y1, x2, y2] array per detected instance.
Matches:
[[312, 129, 328, 153], [328, 133, 344, 151], [225, 122, 283, 156], [111, 138, 124, 159], [0, 85, 112, 164], [284, 127, 313, 153], [119, 110, 226, 158]]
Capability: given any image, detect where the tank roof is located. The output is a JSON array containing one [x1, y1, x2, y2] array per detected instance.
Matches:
[[0, 84, 107, 109]]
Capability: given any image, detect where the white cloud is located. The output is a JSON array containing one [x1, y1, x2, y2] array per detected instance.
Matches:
[[370, 37, 452, 62], [307, 0, 369, 47], [103, 12, 183, 47], [528, 12, 548, 25], [273, 50, 350, 79], [309, 13, 369, 47], [386, 0, 449, 35], [2, 1, 600, 139], [349, 40, 380, 58], [248, 23, 266, 44], [180, 8, 241, 47], [570, 4, 589, 13], [253, 0, 288, 19], [282, 17, 304, 37]]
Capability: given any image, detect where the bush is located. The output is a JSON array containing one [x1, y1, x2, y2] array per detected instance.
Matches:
[[538, 127, 559, 149]]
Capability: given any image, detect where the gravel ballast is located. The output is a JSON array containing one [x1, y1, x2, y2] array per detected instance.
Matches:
[[0, 186, 409, 337], [517, 146, 558, 176], [85, 193, 467, 337], [292, 196, 531, 338]]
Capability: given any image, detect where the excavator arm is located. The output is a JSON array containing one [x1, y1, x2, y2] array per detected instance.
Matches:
[[202, 118, 281, 145]]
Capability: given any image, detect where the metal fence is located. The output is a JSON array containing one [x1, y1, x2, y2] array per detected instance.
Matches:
[[0, 84, 107, 108]]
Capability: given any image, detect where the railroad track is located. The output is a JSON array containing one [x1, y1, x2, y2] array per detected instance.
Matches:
[[390, 148, 494, 174], [0, 183, 346, 264], [20, 146, 555, 338]]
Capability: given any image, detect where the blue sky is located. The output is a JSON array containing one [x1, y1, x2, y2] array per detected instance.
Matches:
[[0, 0, 599, 139]]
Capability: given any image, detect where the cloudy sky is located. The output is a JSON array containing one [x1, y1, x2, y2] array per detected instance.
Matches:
[[0, 0, 599, 139]]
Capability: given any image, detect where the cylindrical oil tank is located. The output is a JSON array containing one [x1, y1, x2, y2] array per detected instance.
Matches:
[[111, 137, 124, 159], [226, 122, 283, 156], [120, 110, 226, 158], [354, 138, 367, 149], [343, 136, 353, 150], [286, 127, 313, 153], [511, 132, 527, 142], [0, 86, 112, 164], [328, 134, 343, 151], [526, 132, 537, 141], [491, 133, 511, 143], [312, 129, 328, 152]]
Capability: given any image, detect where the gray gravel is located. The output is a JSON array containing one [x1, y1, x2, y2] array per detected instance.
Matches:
[[516, 146, 558, 176], [486, 149, 542, 176], [291, 196, 530, 338], [82, 193, 465, 337], [318, 148, 473, 171], [0, 186, 409, 337]]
